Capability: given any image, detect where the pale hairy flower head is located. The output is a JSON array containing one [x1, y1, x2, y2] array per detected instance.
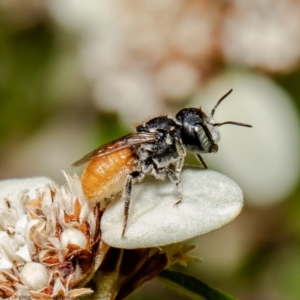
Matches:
[[102, 167, 243, 248], [0, 167, 243, 299]]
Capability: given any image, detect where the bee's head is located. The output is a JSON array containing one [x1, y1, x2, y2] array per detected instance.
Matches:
[[175, 89, 252, 154]]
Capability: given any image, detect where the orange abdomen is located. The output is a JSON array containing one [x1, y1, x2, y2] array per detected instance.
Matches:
[[81, 148, 137, 201]]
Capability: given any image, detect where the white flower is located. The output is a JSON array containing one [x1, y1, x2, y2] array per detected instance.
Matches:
[[101, 167, 243, 248], [0, 167, 243, 299]]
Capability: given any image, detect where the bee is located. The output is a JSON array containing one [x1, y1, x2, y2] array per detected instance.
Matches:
[[73, 89, 252, 237]]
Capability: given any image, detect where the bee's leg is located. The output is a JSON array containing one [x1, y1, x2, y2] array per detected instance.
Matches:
[[174, 139, 186, 173], [122, 171, 144, 238], [195, 154, 208, 169], [156, 166, 183, 206]]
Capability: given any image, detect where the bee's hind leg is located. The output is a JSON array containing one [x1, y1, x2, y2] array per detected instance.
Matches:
[[122, 171, 144, 238]]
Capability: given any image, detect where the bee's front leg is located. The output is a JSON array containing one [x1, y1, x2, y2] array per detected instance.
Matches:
[[156, 166, 183, 206], [195, 154, 208, 169]]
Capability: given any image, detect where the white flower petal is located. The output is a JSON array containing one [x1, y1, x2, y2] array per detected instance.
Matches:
[[0, 232, 8, 239], [15, 214, 29, 230], [0, 254, 13, 269], [52, 277, 66, 296], [48, 237, 61, 249], [0, 211, 18, 230], [0, 237, 24, 262], [23, 219, 40, 242], [101, 167, 243, 248], [15, 244, 32, 262]]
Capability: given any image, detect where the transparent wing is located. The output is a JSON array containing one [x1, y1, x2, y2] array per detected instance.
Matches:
[[72, 132, 156, 167]]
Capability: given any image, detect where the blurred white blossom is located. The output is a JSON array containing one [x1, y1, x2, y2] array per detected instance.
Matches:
[[48, 0, 300, 126], [48, 0, 221, 123], [191, 70, 300, 206], [221, 0, 300, 72]]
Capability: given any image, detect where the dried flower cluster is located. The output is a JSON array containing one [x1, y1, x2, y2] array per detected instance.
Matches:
[[0, 175, 99, 298]]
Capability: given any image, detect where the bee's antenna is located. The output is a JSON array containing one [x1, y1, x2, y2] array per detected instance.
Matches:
[[210, 89, 252, 128], [213, 121, 252, 128], [210, 89, 233, 118]]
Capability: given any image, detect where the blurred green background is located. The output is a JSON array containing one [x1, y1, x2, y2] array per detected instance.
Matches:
[[1, 1, 300, 299]]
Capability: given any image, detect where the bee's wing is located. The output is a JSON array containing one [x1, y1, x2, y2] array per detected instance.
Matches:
[[72, 132, 156, 167]]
